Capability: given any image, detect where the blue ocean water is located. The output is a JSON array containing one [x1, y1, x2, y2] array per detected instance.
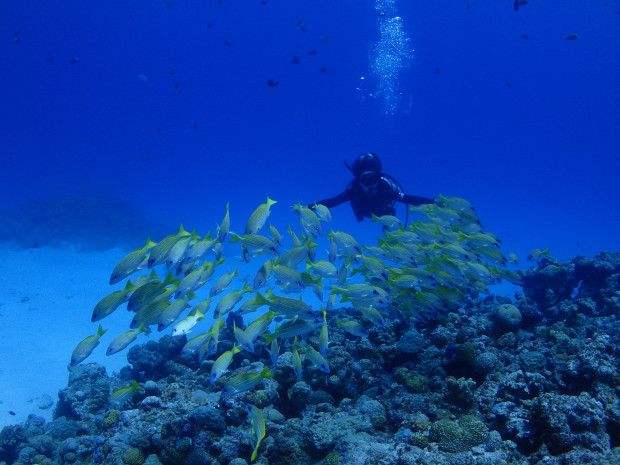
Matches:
[[1, 0, 618, 259]]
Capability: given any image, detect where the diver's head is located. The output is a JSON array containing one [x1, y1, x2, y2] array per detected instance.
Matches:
[[348, 153, 382, 178], [345, 153, 382, 192]]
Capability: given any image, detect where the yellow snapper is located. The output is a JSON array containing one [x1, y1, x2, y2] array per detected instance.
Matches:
[[246, 403, 266, 462], [157, 296, 194, 331], [239, 312, 276, 353], [108, 380, 141, 407], [318, 311, 329, 356], [230, 233, 280, 256], [292, 203, 322, 238], [210, 266, 239, 297], [171, 300, 211, 336], [213, 282, 253, 318], [292, 344, 303, 379], [337, 320, 368, 337], [91, 281, 135, 322], [245, 197, 277, 235], [303, 344, 330, 373], [106, 324, 150, 356], [252, 260, 273, 290], [70, 325, 107, 366], [221, 366, 273, 397], [508, 252, 519, 266], [371, 213, 403, 229], [183, 234, 217, 264], [527, 248, 549, 261], [312, 203, 332, 222], [210, 343, 242, 384], [217, 202, 231, 242], [268, 224, 283, 247], [109, 238, 156, 285], [262, 317, 322, 343], [147, 225, 191, 268]]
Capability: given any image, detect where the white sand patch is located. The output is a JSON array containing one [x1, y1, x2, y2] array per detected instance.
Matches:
[[0, 245, 142, 428], [0, 242, 273, 429]]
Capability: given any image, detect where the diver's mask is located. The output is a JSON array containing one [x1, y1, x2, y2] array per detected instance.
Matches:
[[359, 171, 380, 192]]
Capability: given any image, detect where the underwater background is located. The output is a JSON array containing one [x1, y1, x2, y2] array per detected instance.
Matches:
[[2, 0, 619, 259], [1, 1, 619, 464]]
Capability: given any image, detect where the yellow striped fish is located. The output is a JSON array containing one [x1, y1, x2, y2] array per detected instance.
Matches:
[[221, 366, 273, 396], [70, 325, 107, 366], [245, 197, 277, 235]]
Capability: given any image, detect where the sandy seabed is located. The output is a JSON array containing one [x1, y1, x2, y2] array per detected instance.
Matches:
[[0, 245, 138, 429]]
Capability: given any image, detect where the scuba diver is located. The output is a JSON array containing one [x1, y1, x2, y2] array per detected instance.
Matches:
[[310, 153, 434, 222]]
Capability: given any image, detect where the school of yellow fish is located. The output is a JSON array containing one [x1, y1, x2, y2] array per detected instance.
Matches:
[[71, 194, 523, 462]]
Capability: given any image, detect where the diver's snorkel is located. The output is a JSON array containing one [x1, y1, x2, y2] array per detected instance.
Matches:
[[344, 160, 355, 175]]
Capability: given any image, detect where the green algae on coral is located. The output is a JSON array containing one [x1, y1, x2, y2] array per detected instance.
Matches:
[[429, 415, 488, 453]]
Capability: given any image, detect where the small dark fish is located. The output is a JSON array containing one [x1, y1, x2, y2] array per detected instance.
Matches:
[[223, 40, 231, 46], [47, 57, 53, 61], [169, 71, 174, 76], [207, 23, 213, 28], [291, 56, 300, 64], [8, 411, 16, 416], [70, 57, 79, 64], [174, 82, 180, 88], [14, 28, 21, 35], [466, 3, 470, 10], [435, 67, 440, 74], [522, 34, 529, 40], [514, 0, 527, 11], [267, 79, 279, 87], [308, 50, 317, 55], [11, 38, 20, 43], [319, 67, 326, 73], [300, 26, 306, 33], [320, 35, 330, 42], [192, 124, 198, 130], [163, 3, 171, 6], [296, 19, 303, 26], [261, 1, 267, 4], [156, 126, 162, 132], [564, 33, 580, 40], [505, 82, 513, 89]]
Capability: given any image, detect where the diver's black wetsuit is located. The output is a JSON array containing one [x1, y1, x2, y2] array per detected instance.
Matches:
[[314, 173, 434, 222]]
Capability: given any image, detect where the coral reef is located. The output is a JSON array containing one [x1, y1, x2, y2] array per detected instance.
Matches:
[[1, 252, 619, 464], [3, 193, 620, 465]]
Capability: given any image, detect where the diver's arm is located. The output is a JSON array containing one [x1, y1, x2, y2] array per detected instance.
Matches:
[[308, 191, 350, 209], [397, 193, 435, 206]]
